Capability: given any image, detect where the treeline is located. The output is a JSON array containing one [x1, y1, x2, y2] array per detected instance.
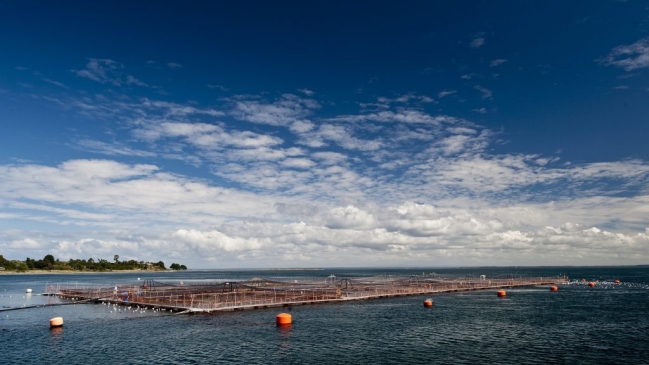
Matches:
[[0, 254, 187, 272]]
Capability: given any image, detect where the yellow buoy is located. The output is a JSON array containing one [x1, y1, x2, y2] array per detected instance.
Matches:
[[276, 313, 292, 326], [423, 299, 433, 307], [49, 317, 64, 328], [497, 290, 506, 297]]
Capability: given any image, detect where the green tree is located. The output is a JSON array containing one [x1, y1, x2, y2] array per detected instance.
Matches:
[[43, 254, 55, 265], [114, 254, 119, 263], [0, 254, 16, 270]]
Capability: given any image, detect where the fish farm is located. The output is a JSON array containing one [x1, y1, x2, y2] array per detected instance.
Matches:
[[42, 274, 566, 314]]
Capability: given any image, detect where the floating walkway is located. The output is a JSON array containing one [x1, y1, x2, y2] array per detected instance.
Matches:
[[41, 275, 566, 314]]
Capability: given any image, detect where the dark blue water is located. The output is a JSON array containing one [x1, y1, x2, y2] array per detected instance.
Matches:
[[1, 267, 648, 364]]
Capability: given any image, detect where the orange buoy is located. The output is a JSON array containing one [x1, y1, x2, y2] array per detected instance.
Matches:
[[588, 282, 595, 287], [276, 313, 292, 326], [423, 299, 433, 307], [49, 317, 64, 328], [497, 290, 506, 297], [614, 279, 620, 284], [550, 286, 558, 291]]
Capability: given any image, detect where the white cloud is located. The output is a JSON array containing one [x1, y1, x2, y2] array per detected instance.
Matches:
[[289, 120, 315, 133], [602, 37, 649, 71], [134, 121, 283, 150], [2, 156, 648, 267], [126, 75, 148, 87], [470, 37, 485, 48], [231, 94, 320, 127], [474, 85, 493, 99], [74, 58, 124, 85], [0, 159, 279, 229], [490, 59, 508, 67], [309, 124, 382, 151], [141, 99, 224, 117], [282, 158, 316, 169], [438, 90, 457, 98], [297, 88, 314, 96], [167, 62, 183, 68], [7, 80, 649, 267], [330, 110, 456, 125], [42, 78, 69, 89]]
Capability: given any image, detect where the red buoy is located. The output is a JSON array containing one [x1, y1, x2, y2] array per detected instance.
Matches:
[[550, 286, 558, 292], [497, 290, 506, 297], [276, 313, 292, 326], [423, 299, 433, 307], [614, 279, 620, 284], [588, 282, 595, 287]]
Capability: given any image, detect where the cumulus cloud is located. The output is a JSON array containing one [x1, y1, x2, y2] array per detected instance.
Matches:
[[6, 79, 649, 267], [0, 159, 278, 228], [2, 157, 648, 266]]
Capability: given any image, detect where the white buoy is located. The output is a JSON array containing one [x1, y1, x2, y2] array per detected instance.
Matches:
[[26, 289, 32, 293]]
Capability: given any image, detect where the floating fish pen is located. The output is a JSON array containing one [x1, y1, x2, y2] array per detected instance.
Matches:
[[43, 275, 565, 314]]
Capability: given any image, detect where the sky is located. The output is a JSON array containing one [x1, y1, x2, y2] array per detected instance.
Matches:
[[1, 1, 648, 268]]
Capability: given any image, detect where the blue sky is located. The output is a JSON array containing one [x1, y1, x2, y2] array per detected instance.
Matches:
[[1, 1, 648, 268]]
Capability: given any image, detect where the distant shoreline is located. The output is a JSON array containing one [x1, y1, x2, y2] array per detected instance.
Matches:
[[0, 269, 171, 275]]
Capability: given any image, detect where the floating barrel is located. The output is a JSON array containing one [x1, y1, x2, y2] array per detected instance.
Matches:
[[588, 282, 595, 287], [550, 286, 558, 291], [276, 313, 292, 326], [49, 317, 64, 328], [423, 299, 433, 307], [614, 279, 620, 284], [497, 290, 506, 297]]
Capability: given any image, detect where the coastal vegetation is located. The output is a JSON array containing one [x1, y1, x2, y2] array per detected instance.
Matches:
[[0, 254, 187, 272]]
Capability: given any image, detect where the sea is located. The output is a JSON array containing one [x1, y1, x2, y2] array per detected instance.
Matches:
[[1, 266, 648, 364]]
